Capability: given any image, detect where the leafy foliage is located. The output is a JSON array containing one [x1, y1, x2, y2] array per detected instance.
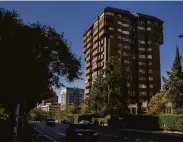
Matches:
[[0, 9, 81, 113], [89, 56, 128, 116], [80, 104, 89, 115], [159, 114, 183, 132], [147, 93, 168, 115], [162, 46, 183, 111], [0, 107, 8, 120], [28, 107, 51, 121]]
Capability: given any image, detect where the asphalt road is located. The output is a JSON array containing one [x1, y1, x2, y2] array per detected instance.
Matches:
[[31, 122, 68, 142], [30, 122, 183, 142]]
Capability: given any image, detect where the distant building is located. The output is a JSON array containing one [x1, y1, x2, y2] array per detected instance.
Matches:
[[37, 94, 60, 118], [61, 87, 84, 110]]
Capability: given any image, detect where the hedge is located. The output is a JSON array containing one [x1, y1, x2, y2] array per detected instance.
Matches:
[[120, 114, 183, 132], [159, 114, 183, 132]]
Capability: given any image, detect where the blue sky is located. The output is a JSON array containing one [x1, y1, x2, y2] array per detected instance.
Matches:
[[1, 2, 183, 102]]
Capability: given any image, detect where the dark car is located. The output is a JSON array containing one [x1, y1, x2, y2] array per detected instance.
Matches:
[[46, 118, 56, 126], [66, 123, 98, 142]]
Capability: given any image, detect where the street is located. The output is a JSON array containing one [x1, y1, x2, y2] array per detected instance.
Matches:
[[30, 122, 183, 142]]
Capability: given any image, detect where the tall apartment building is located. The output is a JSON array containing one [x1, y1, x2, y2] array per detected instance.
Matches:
[[61, 87, 84, 110], [83, 7, 163, 110]]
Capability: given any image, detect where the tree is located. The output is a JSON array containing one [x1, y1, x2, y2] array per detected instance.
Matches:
[[104, 56, 128, 116], [28, 107, 50, 121], [162, 46, 183, 111], [147, 93, 167, 115], [89, 71, 107, 115], [80, 104, 89, 115], [89, 56, 128, 117], [0, 9, 81, 115]]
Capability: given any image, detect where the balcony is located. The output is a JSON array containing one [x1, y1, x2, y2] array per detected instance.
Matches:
[[86, 68, 92, 75], [85, 89, 90, 94], [99, 29, 105, 38], [92, 49, 98, 56], [85, 81, 92, 88], [86, 74, 92, 80], [86, 62, 92, 69]]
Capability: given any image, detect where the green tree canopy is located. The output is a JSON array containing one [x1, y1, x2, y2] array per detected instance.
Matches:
[[162, 46, 183, 111], [89, 56, 128, 117], [0, 9, 82, 114], [147, 93, 168, 115]]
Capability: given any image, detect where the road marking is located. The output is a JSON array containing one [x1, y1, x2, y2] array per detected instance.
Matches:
[[133, 138, 141, 142], [32, 125, 58, 142], [50, 129, 66, 136]]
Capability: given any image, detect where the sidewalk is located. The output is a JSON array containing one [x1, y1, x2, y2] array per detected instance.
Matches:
[[121, 128, 183, 137]]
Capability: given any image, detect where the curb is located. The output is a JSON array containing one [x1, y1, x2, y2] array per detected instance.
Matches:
[[120, 129, 183, 138]]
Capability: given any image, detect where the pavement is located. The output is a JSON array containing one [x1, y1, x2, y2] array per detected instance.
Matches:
[[30, 122, 183, 142]]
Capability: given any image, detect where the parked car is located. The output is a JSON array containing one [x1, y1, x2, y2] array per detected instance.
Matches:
[[46, 118, 56, 126], [67, 117, 74, 124], [79, 120, 90, 124], [66, 123, 98, 142]]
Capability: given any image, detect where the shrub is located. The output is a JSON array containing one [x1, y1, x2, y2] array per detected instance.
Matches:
[[159, 114, 183, 132]]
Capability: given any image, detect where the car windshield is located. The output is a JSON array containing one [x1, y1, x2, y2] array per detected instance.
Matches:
[[79, 120, 89, 123], [48, 119, 55, 121], [72, 124, 92, 129]]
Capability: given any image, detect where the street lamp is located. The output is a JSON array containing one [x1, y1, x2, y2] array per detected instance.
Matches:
[[178, 34, 183, 38]]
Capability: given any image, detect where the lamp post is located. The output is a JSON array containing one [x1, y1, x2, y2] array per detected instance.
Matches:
[[178, 34, 183, 38]]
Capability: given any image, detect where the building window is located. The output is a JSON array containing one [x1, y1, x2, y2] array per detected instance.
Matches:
[[149, 84, 153, 88], [139, 69, 146, 73], [122, 24, 129, 27], [124, 60, 130, 64], [138, 27, 145, 31], [118, 21, 122, 25], [139, 54, 146, 59], [139, 48, 145, 51], [118, 28, 122, 32], [127, 75, 132, 80], [150, 92, 153, 96], [139, 92, 147, 96], [148, 70, 152, 73], [100, 39, 104, 45], [138, 40, 145, 44], [118, 14, 122, 18], [148, 62, 152, 66], [118, 36, 122, 40], [147, 21, 151, 24], [147, 55, 152, 59], [109, 27, 114, 30], [148, 41, 152, 44], [110, 35, 114, 38], [127, 83, 131, 87], [138, 62, 146, 66], [149, 77, 153, 81], [147, 48, 152, 51], [118, 43, 122, 47], [122, 38, 130, 42], [106, 12, 114, 16], [128, 91, 131, 95], [125, 67, 130, 71], [139, 76, 146, 80], [123, 45, 130, 49], [123, 52, 128, 56], [122, 31, 130, 35], [122, 17, 130, 21], [147, 27, 151, 31], [139, 84, 146, 88]]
